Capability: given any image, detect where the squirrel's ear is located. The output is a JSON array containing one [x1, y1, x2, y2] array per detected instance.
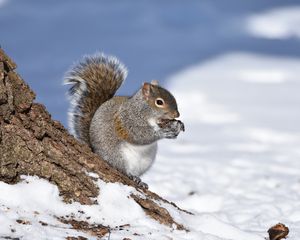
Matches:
[[142, 82, 151, 99], [151, 80, 159, 86]]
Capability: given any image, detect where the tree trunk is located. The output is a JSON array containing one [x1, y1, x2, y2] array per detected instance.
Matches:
[[0, 48, 191, 235]]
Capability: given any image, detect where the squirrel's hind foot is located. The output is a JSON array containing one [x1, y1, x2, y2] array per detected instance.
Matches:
[[129, 175, 148, 189]]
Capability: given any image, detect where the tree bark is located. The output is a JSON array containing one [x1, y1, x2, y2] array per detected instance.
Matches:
[[0, 48, 191, 235]]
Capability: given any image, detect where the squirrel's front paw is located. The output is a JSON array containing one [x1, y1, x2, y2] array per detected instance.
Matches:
[[158, 119, 185, 139]]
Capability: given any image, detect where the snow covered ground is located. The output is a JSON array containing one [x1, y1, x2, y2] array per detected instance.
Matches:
[[1, 51, 300, 239], [1, 1, 300, 240], [246, 6, 300, 39], [145, 52, 300, 239]]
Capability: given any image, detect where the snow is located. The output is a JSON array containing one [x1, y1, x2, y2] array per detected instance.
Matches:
[[0, 176, 169, 239], [246, 6, 300, 39], [1, 51, 300, 239], [145, 52, 300, 239], [169, 52, 300, 85]]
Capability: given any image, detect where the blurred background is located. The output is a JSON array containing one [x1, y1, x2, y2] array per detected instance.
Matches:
[[0, 0, 299, 129]]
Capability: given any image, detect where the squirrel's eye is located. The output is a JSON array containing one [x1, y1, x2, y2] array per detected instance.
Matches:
[[155, 98, 164, 107]]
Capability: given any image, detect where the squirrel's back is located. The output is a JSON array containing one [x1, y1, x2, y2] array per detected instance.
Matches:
[[64, 53, 128, 145]]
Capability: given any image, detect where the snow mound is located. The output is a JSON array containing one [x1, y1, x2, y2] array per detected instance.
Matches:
[[0, 176, 152, 239], [246, 6, 300, 39], [145, 52, 300, 239]]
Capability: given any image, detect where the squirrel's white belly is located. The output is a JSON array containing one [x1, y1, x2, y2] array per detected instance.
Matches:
[[121, 142, 157, 176]]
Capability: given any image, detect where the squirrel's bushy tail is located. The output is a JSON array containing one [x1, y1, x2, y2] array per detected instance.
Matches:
[[64, 53, 128, 145]]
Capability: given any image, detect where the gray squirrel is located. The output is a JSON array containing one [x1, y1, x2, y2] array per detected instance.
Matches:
[[64, 53, 184, 187]]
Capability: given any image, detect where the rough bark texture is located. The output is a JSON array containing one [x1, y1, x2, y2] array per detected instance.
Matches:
[[0, 48, 191, 234]]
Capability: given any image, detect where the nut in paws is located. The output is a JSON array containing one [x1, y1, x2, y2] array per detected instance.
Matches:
[[158, 119, 185, 138]]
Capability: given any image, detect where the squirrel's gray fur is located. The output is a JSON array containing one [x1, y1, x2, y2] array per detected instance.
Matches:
[[64, 52, 183, 178]]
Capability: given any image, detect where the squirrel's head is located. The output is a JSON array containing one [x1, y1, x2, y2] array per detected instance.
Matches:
[[142, 80, 179, 120]]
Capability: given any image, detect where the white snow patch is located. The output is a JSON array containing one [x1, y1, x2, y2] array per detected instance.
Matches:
[[177, 194, 223, 213], [192, 215, 262, 240], [246, 6, 300, 39], [171, 90, 240, 124], [0, 176, 170, 240], [168, 52, 300, 85], [244, 127, 299, 144]]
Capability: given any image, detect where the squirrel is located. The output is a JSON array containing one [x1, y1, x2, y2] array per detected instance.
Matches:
[[64, 53, 184, 187]]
